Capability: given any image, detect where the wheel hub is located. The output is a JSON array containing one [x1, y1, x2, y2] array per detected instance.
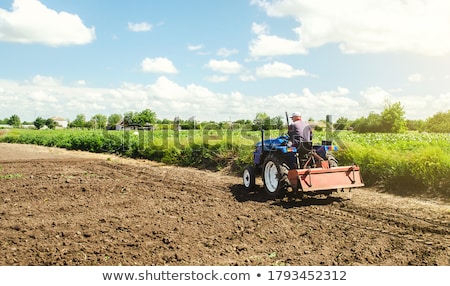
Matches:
[[243, 169, 251, 188], [264, 161, 278, 193]]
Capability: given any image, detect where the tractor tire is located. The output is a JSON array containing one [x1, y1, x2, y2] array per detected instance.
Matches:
[[243, 165, 256, 191], [262, 155, 290, 199]]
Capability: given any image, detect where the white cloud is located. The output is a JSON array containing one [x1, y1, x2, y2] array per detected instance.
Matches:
[[66, 100, 106, 113], [357, 87, 450, 119], [217, 48, 239, 57], [251, 22, 268, 35], [76, 80, 87, 86], [360, 86, 392, 110], [0, 79, 19, 89], [240, 73, 256, 82], [256, 61, 312, 78], [0, 76, 446, 123], [0, 0, 95, 46], [398, 91, 450, 119], [146, 77, 249, 119], [249, 87, 360, 121], [251, 0, 450, 56], [205, 59, 243, 74], [187, 44, 203, 51], [148, 76, 188, 101], [31, 75, 61, 87], [128, 22, 152, 32], [141, 57, 178, 74], [408, 73, 424, 83], [250, 24, 307, 57], [28, 90, 58, 103]]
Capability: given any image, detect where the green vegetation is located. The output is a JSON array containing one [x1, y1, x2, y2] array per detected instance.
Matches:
[[334, 131, 450, 198], [0, 114, 22, 128], [33, 117, 57, 130], [424, 111, 450, 133], [343, 103, 450, 134], [0, 165, 23, 180], [0, 128, 266, 170], [351, 101, 407, 133], [0, 173, 23, 179]]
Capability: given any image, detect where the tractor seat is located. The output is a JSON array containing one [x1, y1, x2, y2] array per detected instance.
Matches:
[[297, 141, 313, 158]]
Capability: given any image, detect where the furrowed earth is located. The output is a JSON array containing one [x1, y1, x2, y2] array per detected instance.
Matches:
[[0, 143, 449, 266]]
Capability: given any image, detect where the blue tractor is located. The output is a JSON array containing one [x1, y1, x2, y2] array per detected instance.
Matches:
[[242, 130, 364, 199]]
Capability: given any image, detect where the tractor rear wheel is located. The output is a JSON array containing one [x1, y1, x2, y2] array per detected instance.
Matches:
[[262, 155, 289, 199], [243, 165, 256, 191]]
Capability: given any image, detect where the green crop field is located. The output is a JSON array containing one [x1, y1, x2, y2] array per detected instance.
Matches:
[[331, 131, 450, 197], [1, 128, 449, 199]]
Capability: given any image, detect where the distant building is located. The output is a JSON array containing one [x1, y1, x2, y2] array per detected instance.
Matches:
[[115, 120, 153, 131], [0, 124, 34, 129], [309, 120, 327, 130], [52, 116, 68, 128]]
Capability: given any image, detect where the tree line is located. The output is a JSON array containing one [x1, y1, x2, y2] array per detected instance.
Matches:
[[333, 102, 450, 133], [1, 103, 449, 133]]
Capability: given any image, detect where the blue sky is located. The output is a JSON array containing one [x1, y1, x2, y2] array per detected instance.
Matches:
[[0, 0, 449, 123]]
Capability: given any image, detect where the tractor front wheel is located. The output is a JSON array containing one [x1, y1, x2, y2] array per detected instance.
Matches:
[[243, 165, 256, 191], [262, 155, 289, 199]]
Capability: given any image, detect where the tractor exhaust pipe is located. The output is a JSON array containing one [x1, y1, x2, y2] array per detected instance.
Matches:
[[326, 114, 332, 141], [261, 129, 265, 151]]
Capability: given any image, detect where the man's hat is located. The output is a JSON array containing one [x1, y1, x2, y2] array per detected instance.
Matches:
[[291, 112, 301, 117]]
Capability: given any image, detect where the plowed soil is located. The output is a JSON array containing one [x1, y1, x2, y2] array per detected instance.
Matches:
[[0, 143, 449, 266]]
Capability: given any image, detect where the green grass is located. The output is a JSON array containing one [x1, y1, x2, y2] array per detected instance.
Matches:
[[0, 173, 23, 179], [0, 164, 23, 179]]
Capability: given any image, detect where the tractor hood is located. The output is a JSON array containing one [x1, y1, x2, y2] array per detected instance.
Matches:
[[255, 135, 289, 150]]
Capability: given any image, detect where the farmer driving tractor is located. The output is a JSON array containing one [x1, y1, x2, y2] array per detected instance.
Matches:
[[288, 111, 313, 148]]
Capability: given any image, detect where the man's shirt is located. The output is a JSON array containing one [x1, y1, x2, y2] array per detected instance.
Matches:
[[288, 120, 312, 147]]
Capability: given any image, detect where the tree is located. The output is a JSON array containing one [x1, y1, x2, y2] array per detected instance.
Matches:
[[234, 119, 252, 125], [253, 112, 270, 130], [352, 102, 406, 133], [34, 117, 46, 130], [381, 101, 406, 133], [352, 112, 383, 133], [45, 118, 57, 129], [424, 110, 450, 133], [135, 109, 157, 126], [406, 119, 425, 131], [90, 114, 107, 129], [334, 117, 350, 130], [123, 111, 136, 126], [123, 109, 157, 127], [69, 114, 87, 128], [160, 118, 172, 124], [107, 114, 122, 129], [271, 115, 284, 130], [7, 114, 21, 128], [180, 118, 196, 130]]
